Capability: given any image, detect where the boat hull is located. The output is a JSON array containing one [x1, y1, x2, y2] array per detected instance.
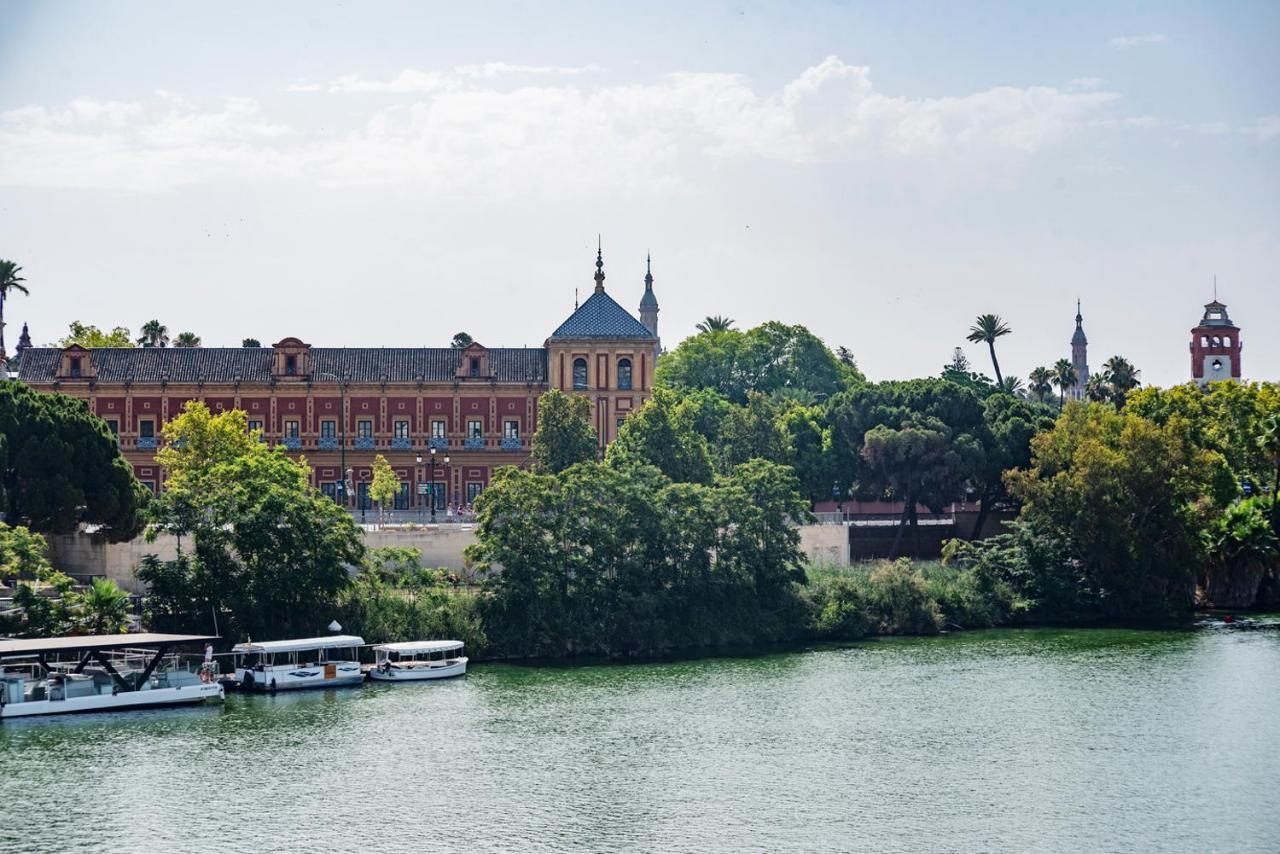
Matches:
[[369, 658, 467, 682], [235, 664, 364, 691], [0, 683, 224, 719]]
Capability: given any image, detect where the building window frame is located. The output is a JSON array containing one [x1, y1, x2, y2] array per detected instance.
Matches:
[[138, 419, 155, 439], [617, 358, 632, 391], [357, 419, 374, 439], [467, 419, 483, 439], [572, 357, 588, 390], [431, 419, 447, 439], [320, 419, 337, 439], [283, 419, 300, 439], [503, 419, 520, 440]]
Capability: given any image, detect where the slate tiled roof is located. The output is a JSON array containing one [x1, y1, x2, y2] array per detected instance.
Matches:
[[18, 347, 548, 385], [549, 291, 656, 340]]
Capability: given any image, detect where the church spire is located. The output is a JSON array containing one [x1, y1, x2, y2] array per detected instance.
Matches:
[[594, 235, 606, 294], [15, 322, 31, 359], [639, 253, 659, 339]]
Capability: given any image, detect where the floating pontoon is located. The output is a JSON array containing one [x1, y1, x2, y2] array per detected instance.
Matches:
[[0, 634, 223, 720]]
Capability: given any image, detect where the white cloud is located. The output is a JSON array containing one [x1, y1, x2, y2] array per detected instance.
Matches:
[[1109, 33, 1168, 48], [1243, 115, 1280, 140], [0, 57, 1129, 196]]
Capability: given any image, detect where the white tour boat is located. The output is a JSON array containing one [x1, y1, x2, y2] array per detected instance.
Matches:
[[369, 640, 468, 682], [0, 634, 223, 720], [232, 635, 365, 691]]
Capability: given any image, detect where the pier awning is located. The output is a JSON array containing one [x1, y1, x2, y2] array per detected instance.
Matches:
[[0, 634, 220, 658]]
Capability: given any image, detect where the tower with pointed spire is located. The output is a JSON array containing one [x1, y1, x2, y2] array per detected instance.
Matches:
[[1069, 300, 1089, 400], [639, 254, 659, 346], [1190, 296, 1242, 386], [593, 236, 606, 294], [14, 322, 32, 361]]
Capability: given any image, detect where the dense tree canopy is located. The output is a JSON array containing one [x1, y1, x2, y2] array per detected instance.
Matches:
[[0, 382, 145, 540], [59, 321, 134, 348], [605, 388, 714, 484], [656, 321, 863, 404], [529, 389, 598, 474]]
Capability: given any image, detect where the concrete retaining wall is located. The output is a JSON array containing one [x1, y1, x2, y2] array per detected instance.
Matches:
[[800, 524, 850, 567]]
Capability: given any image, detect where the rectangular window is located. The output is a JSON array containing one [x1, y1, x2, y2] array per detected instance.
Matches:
[[431, 420, 447, 438], [70, 358, 82, 378], [469, 357, 480, 377], [503, 420, 519, 439], [284, 419, 300, 439], [358, 419, 373, 439], [285, 355, 297, 375], [248, 419, 263, 433], [142, 480, 158, 495], [431, 482, 446, 510], [466, 482, 483, 504], [105, 419, 119, 436], [357, 482, 371, 510], [139, 419, 155, 439], [394, 419, 410, 439], [321, 482, 337, 501], [467, 419, 483, 439], [320, 419, 336, 439], [394, 483, 411, 510]]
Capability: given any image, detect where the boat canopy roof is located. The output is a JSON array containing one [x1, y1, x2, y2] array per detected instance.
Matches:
[[232, 635, 365, 654], [373, 640, 464, 654], [0, 633, 219, 658]]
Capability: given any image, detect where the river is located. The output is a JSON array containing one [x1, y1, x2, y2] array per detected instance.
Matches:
[[2, 625, 1278, 853]]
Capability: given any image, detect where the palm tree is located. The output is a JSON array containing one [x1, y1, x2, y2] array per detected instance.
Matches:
[[1102, 356, 1141, 407], [138, 319, 169, 348], [77, 578, 131, 634], [1028, 366, 1054, 404], [999, 375, 1025, 397], [1084, 374, 1111, 403], [0, 259, 30, 361], [696, 315, 735, 333], [965, 314, 1012, 388], [1052, 358, 1078, 409], [173, 331, 202, 348]]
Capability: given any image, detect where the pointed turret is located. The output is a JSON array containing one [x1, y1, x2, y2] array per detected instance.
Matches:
[[15, 322, 32, 359], [594, 236, 606, 294], [1070, 299, 1089, 399], [639, 254, 659, 341]]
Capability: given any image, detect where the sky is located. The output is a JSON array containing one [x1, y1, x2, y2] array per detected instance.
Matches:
[[0, 0, 1276, 387]]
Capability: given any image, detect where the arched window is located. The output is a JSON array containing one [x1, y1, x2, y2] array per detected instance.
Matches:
[[1201, 336, 1209, 347], [1212, 336, 1222, 348], [572, 358, 588, 390], [617, 358, 632, 390], [1223, 336, 1232, 347]]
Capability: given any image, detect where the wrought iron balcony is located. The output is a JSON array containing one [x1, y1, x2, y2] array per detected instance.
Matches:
[[391, 436, 413, 450], [355, 436, 375, 450], [463, 437, 485, 450], [136, 437, 158, 450], [318, 436, 339, 450], [500, 436, 523, 451], [281, 437, 302, 450], [428, 436, 449, 450]]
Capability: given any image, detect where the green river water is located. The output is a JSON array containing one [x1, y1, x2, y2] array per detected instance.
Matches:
[[2, 626, 1278, 853]]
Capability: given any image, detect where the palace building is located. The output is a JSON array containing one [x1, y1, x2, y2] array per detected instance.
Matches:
[[17, 246, 660, 509]]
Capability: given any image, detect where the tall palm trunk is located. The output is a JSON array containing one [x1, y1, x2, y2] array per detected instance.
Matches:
[[0, 291, 6, 360], [986, 340, 1004, 387]]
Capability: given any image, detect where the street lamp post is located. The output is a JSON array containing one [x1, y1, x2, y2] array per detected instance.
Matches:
[[417, 448, 449, 522]]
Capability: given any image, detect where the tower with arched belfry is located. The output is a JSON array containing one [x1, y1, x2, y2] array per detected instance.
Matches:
[[1069, 300, 1089, 400], [1190, 299, 1242, 386]]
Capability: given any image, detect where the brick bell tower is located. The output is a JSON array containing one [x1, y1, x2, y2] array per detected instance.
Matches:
[[1190, 298, 1242, 386]]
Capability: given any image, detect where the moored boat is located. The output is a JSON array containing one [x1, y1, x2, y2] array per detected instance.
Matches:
[[231, 635, 365, 691], [369, 640, 467, 682], [0, 634, 223, 720]]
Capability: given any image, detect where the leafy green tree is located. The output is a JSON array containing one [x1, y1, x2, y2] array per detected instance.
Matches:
[[173, 331, 202, 348], [778, 404, 832, 501], [0, 259, 29, 361], [606, 388, 713, 484], [451, 332, 473, 349], [1028, 366, 1054, 404], [142, 401, 364, 640], [0, 521, 53, 581], [657, 322, 861, 404], [0, 382, 145, 540], [529, 389, 597, 473], [1052, 358, 1077, 409], [717, 391, 787, 471], [59, 321, 134, 348], [1084, 375, 1111, 403], [137, 320, 169, 348], [369, 454, 399, 525], [1101, 356, 1141, 407], [1006, 405, 1232, 619], [968, 393, 1046, 539], [965, 314, 1012, 388], [695, 315, 735, 333], [242, 338, 261, 348]]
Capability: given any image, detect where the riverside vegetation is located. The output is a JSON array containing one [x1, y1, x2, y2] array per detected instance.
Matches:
[[1, 318, 1278, 654]]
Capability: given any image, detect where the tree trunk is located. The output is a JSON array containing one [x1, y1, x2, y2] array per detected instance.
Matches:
[[969, 486, 994, 541], [987, 341, 1003, 388], [889, 502, 911, 559]]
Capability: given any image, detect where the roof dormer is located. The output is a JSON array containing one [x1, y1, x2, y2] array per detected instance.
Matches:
[[272, 337, 312, 380], [57, 345, 96, 381], [456, 341, 492, 379]]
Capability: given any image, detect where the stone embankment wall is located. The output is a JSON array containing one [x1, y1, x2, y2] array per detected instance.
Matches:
[[49, 524, 848, 592]]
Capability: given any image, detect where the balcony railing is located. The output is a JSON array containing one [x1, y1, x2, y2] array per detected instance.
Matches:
[[136, 437, 158, 450], [281, 436, 302, 450], [355, 436, 375, 450], [463, 437, 485, 450], [318, 436, 339, 450], [500, 436, 523, 451], [391, 436, 413, 450], [428, 436, 449, 450]]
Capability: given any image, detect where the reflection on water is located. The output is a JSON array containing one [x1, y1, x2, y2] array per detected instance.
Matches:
[[2, 627, 1278, 853]]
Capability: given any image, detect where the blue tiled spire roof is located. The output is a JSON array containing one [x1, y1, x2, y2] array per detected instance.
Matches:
[[549, 290, 657, 340]]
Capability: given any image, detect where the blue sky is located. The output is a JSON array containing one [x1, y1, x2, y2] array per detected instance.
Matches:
[[1, 1, 1276, 386]]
